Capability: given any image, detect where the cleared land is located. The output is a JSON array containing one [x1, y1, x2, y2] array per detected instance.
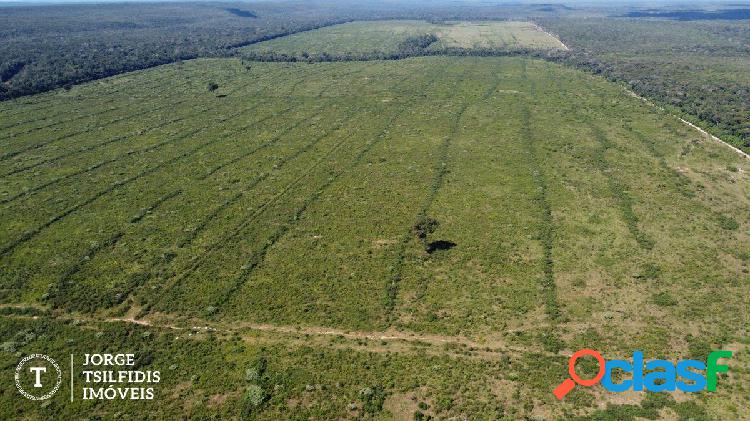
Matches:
[[1, 55, 748, 419], [242, 20, 565, 59], [243, 20, 437, 56], [429, 21, 566, 50]]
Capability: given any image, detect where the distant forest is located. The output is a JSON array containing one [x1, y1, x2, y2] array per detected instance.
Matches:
[[0, 2, 354, 99], [1, 1, 749, 152], [0, 1, 573, 101], [623, 8, 750, 20], [541, 17, 750, 151]]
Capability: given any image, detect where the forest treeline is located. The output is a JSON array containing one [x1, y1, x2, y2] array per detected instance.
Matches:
[[2, 1, 749, 154], [240, 45, 562, 63], [0, 2, 360, 100], [0, 1, 575, 100], [540, 17, 750, 151]]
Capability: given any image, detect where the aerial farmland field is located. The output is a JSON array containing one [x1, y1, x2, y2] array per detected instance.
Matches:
[[429, 21, 567, 50], [242, 20, 439, 56], [242, 20, 566, 60], [1, 4, 749, 420]]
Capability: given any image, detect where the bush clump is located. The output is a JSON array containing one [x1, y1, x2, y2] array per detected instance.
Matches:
[[718, 215, 739, 230], [652, 291, 678, 307], [245, 357, 266, 382], [635, 263, 661, 280], [246, 384, 266, 407], [359, 385, 387, 414]]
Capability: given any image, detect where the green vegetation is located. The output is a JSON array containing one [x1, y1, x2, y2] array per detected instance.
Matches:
[[2, 5, 750, 417], [242, 20, 564, 61], [242, 20, 438, 58], [0, 2, 582, 100], [541, 17, 750, 152], [429, 21, 566, 50], [0, 2, 363, 100], [0, 316, 525, 419], [1, 52, 749, 418]]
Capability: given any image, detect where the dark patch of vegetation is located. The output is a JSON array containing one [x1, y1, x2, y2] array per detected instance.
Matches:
[[226, 8, 257, 18], [0, 306, 48, 317], [0, 60, 24, 82], [520, 96, 561, 321], [397, 33, 439, 54], [652, 291, 678, 307], [241, 356, 270, 415], [588, 122, 655, 250], [412, 216, 440, 243], [426, 240, 456, 253], [242, 45, 564, 64], [359, 385, 388, 414], [686, 334, 713, 360], [634, 263, 661, 280], [539, 328, 564, 353], [414, 410, 432, 420], [718, 214, 740, 230]]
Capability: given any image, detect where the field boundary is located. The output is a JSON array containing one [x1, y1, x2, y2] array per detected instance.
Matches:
[[531, 22, 569, 51], [0, 309, 563, 360]]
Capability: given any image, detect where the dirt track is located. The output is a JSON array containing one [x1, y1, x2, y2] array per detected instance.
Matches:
[[1, 306, 565, 360]]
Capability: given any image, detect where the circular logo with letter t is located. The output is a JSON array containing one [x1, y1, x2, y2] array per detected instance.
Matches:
[[15, 354, 62, 401]]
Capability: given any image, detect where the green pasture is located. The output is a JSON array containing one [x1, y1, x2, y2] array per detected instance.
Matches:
[[1, 55, 748, 419]]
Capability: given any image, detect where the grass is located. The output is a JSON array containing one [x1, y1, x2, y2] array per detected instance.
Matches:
[[0, 53, 749, 418], [241, 20, 565, 59], [429, 21, 565, 50]]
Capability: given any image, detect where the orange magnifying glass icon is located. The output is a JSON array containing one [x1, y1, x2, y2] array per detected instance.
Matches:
[[553, 349, 606, 400]]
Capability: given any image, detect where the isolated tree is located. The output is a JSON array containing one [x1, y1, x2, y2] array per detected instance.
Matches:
[[412, 216, 439, 242]]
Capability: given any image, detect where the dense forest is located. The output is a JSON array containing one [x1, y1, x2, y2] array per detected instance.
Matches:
[[0, 2, 355, 99], [540, 17, 750, 151]]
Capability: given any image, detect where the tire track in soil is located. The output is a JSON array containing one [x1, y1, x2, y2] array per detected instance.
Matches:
[[521, 60, 561, 324], [210, 69, 448, 317], [43, 190, 184, 310], [0, 100, 299, 258], [144, 69, 436, 316], [384, 63, 490, 327], [0, 310, 565, 361]]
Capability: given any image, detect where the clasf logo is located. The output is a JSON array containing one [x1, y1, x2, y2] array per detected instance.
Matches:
[[15, 354, 62, 401], [553, 348, 732, 400]]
